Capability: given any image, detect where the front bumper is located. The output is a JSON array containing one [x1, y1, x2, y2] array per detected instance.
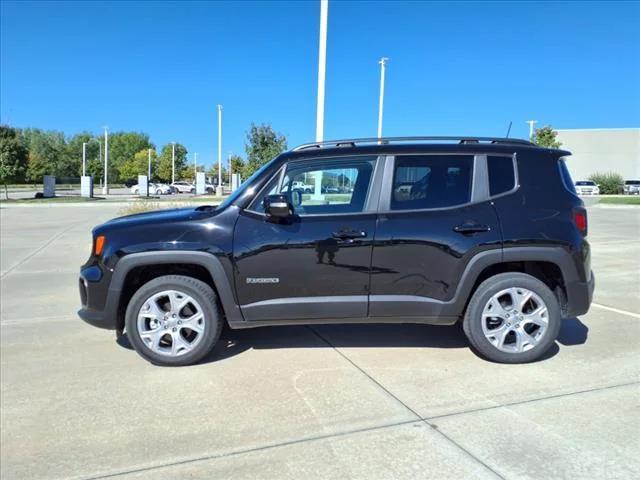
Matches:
[[564, 271, 595, 318], [78, 266, 118, 330]]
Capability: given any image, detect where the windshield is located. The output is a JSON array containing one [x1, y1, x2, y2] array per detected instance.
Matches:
[[216, 159, 278, 210], [625, 180, 640, 185], [576, 181, 595, 186]]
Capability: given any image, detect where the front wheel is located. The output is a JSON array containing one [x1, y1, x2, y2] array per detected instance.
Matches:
[[125, 275, 223, 366], [462, 272, 561, 364]]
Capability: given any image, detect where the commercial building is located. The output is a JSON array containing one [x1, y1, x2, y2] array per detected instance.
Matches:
[[554, 128, 640, 181]]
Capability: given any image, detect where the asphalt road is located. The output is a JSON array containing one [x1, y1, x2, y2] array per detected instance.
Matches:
[[1, 203, 639, 479]]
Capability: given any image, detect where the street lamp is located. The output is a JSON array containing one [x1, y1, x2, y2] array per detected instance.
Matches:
[[147, 148, 152, 197], [171, 142, 176, 184], [527, 120, 538, 140], [377, 57, 389, 139], [216, 104, 223, 196], [194, 152, 198, 177], [102, 126, 109, 195], [82, 142, 87, 176], [315, 0, 328, 142]]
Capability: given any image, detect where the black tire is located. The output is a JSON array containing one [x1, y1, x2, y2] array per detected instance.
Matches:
[[125, 275, 223, 366], [462, 272, 561, 364]]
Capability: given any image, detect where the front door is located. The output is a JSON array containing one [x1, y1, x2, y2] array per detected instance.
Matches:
[[233, 156, 380, 321]]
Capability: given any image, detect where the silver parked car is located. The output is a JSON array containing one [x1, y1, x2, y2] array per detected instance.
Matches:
[[624, 180, 640, 195], [171, 181, 195, 193]]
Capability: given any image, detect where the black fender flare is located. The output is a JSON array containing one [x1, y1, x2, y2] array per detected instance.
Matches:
[[108, 251, 243, 325], [448, 246, 580, 315]]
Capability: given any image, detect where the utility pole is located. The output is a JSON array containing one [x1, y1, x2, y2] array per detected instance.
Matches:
[[147, 148, 152, 197], [171, 142, 176, 184], [377, 57, 389, 139], [527, 120, 538, 140], [102, 126, 109, 195], [217, 104, 223, 196], [82, 142, 87, 176], [315, 0, 328, 142]]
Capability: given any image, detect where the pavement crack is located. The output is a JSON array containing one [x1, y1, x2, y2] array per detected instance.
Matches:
[[0, 221, 83, 279], [306, 326, 507, 480]]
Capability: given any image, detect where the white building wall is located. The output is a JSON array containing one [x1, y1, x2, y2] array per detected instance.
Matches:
[[555, 128, 640, 181]]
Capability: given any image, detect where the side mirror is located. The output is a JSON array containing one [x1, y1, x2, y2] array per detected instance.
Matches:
[[264, 194, 292, 219]]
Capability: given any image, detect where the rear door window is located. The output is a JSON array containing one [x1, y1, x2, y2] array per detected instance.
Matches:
[[391, 155, 473, 210]]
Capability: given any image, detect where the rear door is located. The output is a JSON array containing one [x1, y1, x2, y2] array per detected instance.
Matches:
[[233, 155, 383, 321], [369, 153, 503, 317]]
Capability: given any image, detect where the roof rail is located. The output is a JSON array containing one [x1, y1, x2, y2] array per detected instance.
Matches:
[[292, 136, 534, 151]]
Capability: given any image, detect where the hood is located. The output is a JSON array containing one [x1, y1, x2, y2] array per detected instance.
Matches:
[[95, 205, 216, 234]]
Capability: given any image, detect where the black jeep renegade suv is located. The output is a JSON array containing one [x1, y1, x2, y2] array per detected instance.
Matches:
[[78, 136, 594, 366]]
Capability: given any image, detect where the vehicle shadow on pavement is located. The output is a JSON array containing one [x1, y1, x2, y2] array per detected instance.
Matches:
[[116, 318, 588, 365]]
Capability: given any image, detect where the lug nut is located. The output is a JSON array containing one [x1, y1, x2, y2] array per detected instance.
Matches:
[[172, 327, 177, 332], [177, 320, 182, 325]]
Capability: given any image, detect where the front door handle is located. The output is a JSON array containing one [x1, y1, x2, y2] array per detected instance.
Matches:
[[332, 230, 367, 240], [453, 223, 491, 234]]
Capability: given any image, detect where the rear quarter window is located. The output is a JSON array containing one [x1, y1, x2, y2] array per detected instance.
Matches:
[[487, 155, 516, 196]]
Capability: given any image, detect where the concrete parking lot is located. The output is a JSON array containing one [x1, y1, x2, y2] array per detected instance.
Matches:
[[1, 203, 639, 480]]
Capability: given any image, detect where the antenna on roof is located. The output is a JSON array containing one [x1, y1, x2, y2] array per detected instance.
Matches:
[[505, 121, 513, 138]]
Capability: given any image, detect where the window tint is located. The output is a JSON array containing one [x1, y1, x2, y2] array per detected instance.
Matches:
[[250, 157, 376, 215], [487, 155, 516, 196], [391, 155, 473, 210]]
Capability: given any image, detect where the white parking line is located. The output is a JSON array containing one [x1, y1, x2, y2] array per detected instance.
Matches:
[[592, 303, 640, 319]]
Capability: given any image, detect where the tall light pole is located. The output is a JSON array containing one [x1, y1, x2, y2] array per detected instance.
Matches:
[[377, 57, 389, 139], [527, 120, 538, 140], [82, 142, 87, 176], [194, 152, 198, 177], [217, 104, 223, 196], [147, 148, 152, 197], [315, 0, 328, 142], [228, 151, 232, 186], [102, 126, 109, 195], [171, 142, 176, 184]]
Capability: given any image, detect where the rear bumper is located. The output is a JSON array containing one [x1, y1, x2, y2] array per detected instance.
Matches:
[[564, 271, 595, 318]]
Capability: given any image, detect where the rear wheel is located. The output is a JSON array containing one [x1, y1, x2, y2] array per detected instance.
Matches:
[[125, 275, 223, 366], [463, 272, 561, 363]]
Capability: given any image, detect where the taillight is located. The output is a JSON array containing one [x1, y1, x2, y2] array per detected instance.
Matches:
[[574, 208, 587, 236], [94, 235, 106, 256]]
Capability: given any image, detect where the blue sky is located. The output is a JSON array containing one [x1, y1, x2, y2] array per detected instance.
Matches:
[[1, 0, 639, 168]]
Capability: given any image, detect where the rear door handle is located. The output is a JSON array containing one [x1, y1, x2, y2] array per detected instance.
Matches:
[[453, 223, 491, 234], [332, 230, 367, 240]]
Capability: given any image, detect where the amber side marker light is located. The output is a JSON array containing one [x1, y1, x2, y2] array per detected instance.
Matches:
[[94, 235, 106, 256]]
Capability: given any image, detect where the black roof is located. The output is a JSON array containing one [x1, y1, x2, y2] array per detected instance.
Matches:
[[285, 136, 570, 159]]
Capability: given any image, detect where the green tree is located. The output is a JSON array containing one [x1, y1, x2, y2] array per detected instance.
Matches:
[[208, 163, 228, 184], [108, 132, 153, 182], [20, 128, 67, 182], [532, 126, 562, 149], [228, 154, 246, 180], [244, 123, 287, 178], [156, 143, 188, 182], [0, 125, 29, 198], [64, 132, 96, 177], [119, 149, 159, 181]]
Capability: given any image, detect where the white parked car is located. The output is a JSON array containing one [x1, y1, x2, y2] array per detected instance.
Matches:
[[574, 181, 600, 196], [171, 181, 195, 193], [623, 180, 640, 195], [130, 183, 173, 195]]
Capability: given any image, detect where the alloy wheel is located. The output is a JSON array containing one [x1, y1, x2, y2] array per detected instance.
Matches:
[[137, 290, 205, 356], [481, 287, 549, 353]]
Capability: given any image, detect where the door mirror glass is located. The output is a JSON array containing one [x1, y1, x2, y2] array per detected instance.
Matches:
[[264, 194, 292, 218]]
